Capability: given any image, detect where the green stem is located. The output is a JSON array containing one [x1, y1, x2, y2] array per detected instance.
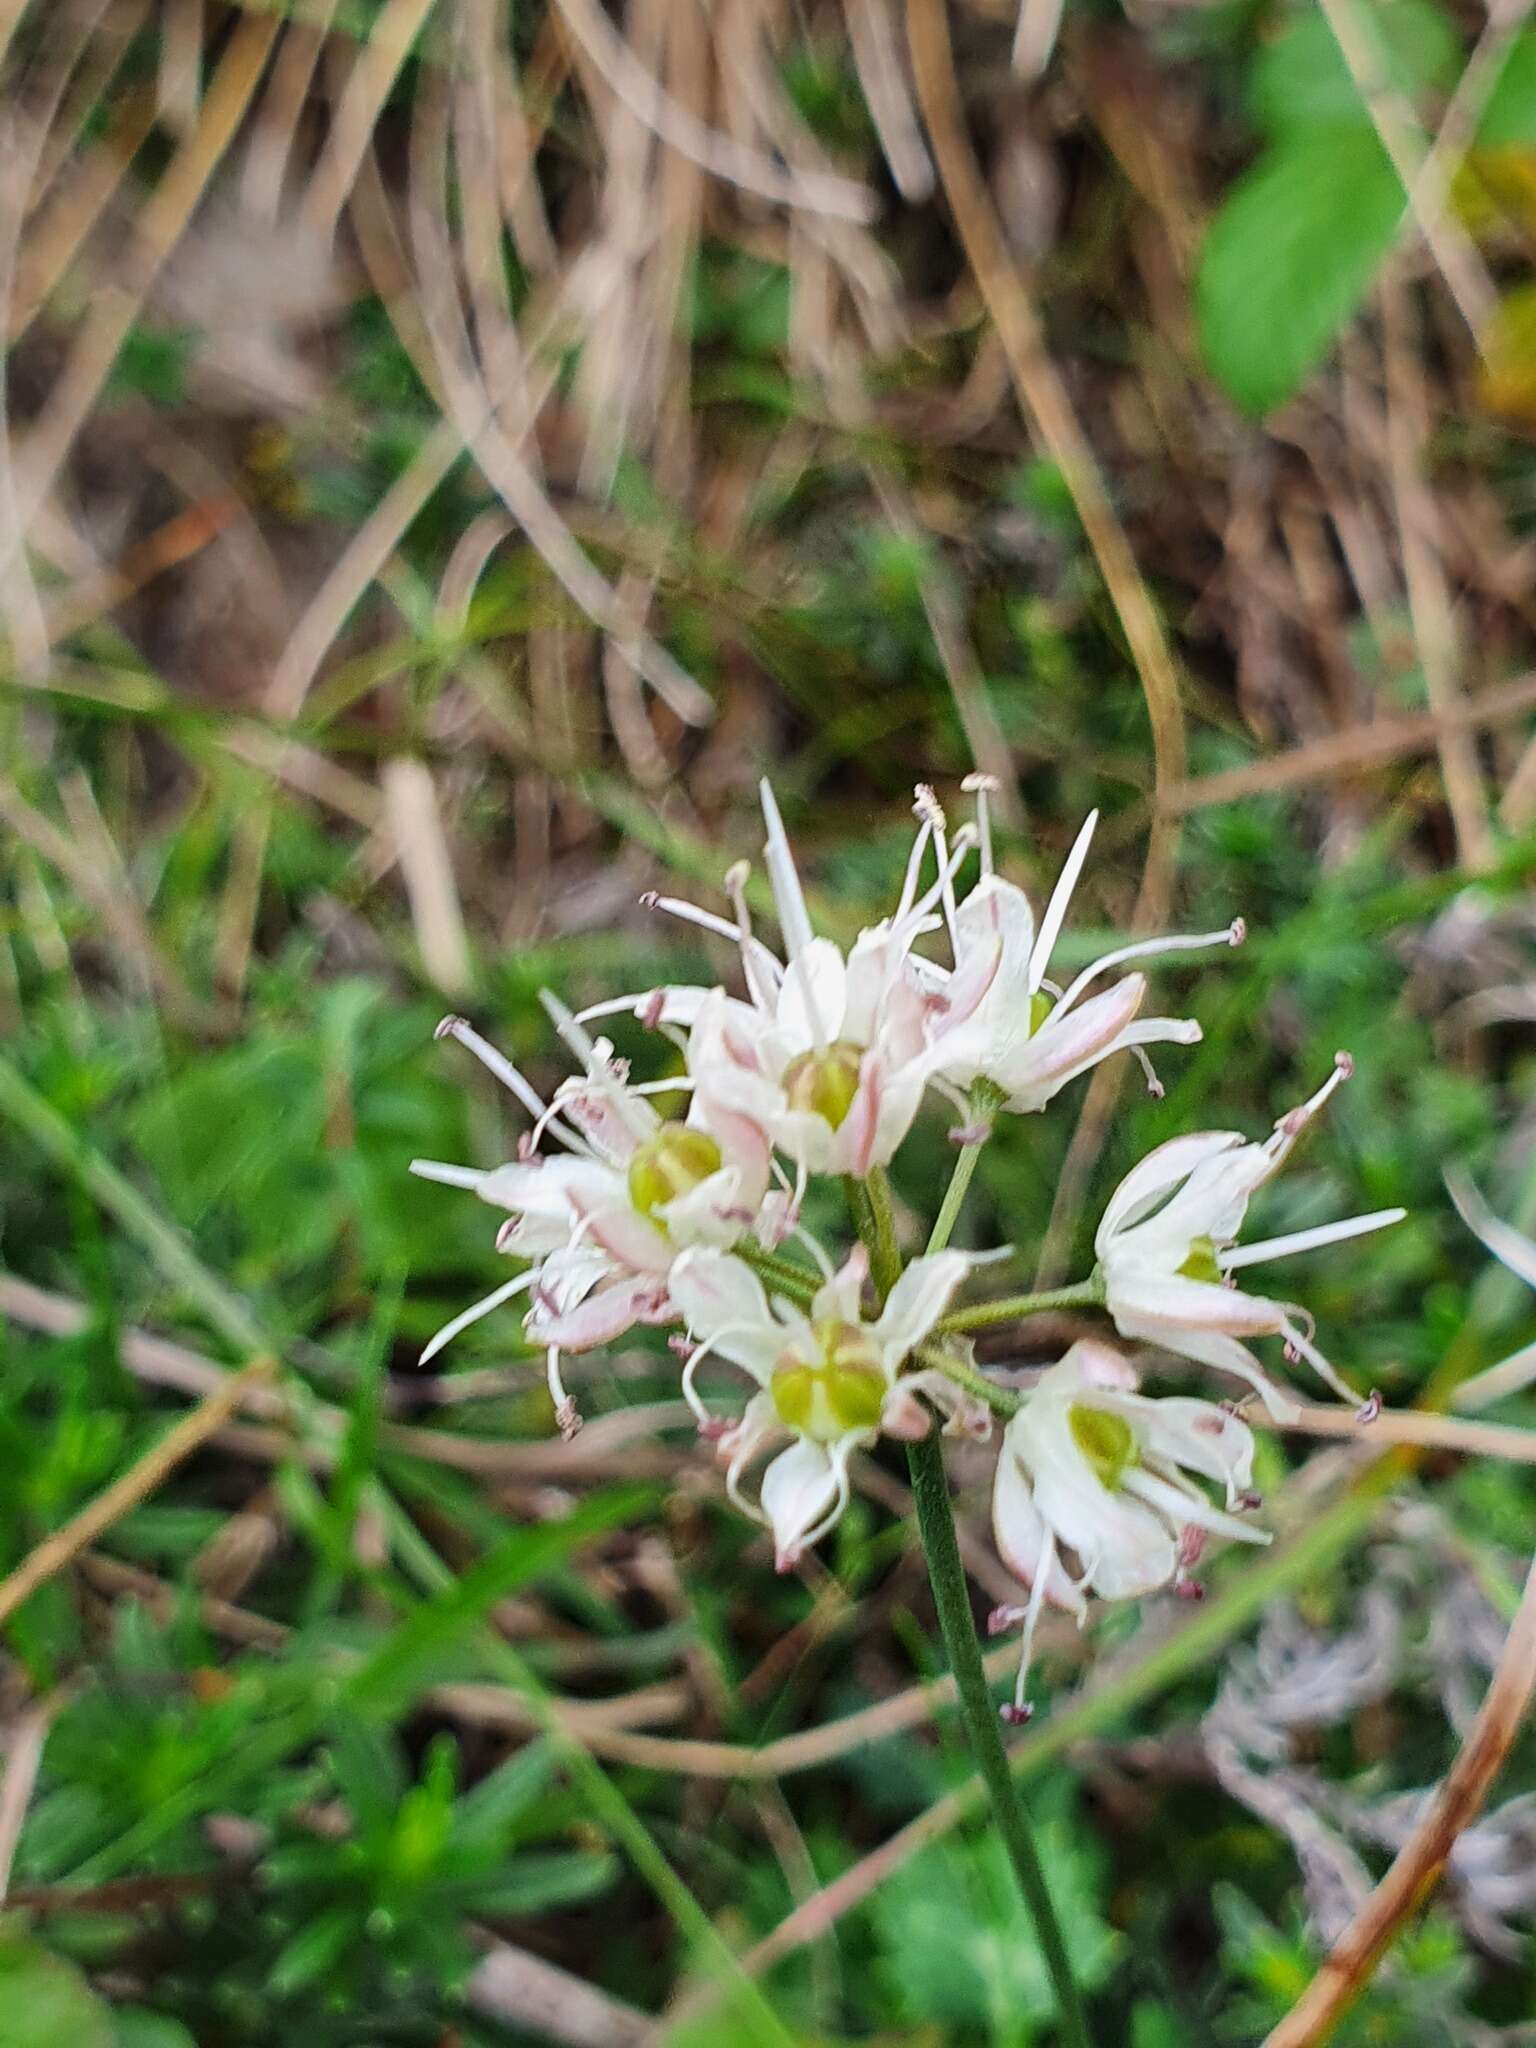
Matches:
[[906, 1428, 1093, 2048], [926, 1134, 986, 1256], [737, 1242, 819, 1302], [939, 1276, 1104, 1335], [863, 1165, 901, 1297]]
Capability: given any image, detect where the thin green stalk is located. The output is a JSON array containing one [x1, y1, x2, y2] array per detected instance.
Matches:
[[940, 1276, 1104, 1335], [846, 1168, 1091, 2047], [863, 1164, 901, 1296], [926, 1135, 986, 1255], [906, 1427, 1094, 2048], [737, 1241, 819, 1302]]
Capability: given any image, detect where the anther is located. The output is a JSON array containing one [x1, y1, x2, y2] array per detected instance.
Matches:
[[1356, 1389, 1383, 1425], [988, 1603, 1028, 1636], [998, 1702, 1035, 1726], [1228, 917, 1247, 946], [1174, 1577, 1206, 1602], [434, 1014, 466, 1041], [961, 771, 1000, 793]]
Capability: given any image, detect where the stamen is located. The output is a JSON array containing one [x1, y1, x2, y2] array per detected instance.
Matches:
[[1276, 1051, 1354, 1138], [1010, 1525, 1056, 1717], [435, 1015, 549, 1124], [546, 1347, 580, 1438], [895, 810, 936, 923], [419, 1270, 536, 1365], [1131, 1047, 1164, 1099], [961, 771, 999, 878], [638, 892, 743, 945], [1280, 1318, 1366, 1408], [789, 1222, 836, 1280], [1051, 920, 1245, 1022], [906, 822, 977, 951], [1356, 1388, 1383, 1424]]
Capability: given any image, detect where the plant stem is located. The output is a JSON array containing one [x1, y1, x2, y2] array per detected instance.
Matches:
[[906, 1427, 1093, 2048], [737, 1242, 819, 1302], [863, 1165, 901, 1296], [926, 1134, 986, 1256], [939, 1276, 1104, 1334]]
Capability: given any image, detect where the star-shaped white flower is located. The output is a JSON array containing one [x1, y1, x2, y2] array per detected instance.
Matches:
[[667, 1242, 980, 1568], [1096, 1055, 1406, 1420], [579, 782, 980, 1182], [923, 779, 1243, 1114], [990, 1340, 1269, 1719], [411, 1005, 774, 1432]]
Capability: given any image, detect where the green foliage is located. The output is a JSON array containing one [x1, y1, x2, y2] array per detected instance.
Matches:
[[867, 1804, 1120, 2041], [0, 1926, 116, 2048], [1198, 2, 1535, 412]]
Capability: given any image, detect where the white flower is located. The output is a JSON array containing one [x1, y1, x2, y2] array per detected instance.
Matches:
[[667, 1242, 979, 1568], [990, 1340, 1269, 1720], [578, 782, 979, 1180], [410, 1007, 773, 1433], [922, 778, 1243, 1113], [1096, 1055, 1406, 1421], [1446, 1172, 1536, 1409]]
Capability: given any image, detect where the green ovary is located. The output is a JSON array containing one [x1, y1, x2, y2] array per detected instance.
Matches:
[[1177, 1234, 1224, 1285], [1028, 990, 1054, 1034], [771, 1319, 886, 1440], [1068, 1403, 1138, 1490], [781, 1040, 863, 1130], [627, 1123, 723, 1217]]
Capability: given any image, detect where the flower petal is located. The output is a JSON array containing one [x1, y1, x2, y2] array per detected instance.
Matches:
[[760, 1438, 842, 1569], [1095, 1130, 1246, 1249], [775, 937, 848, 1051], [875, 1251, 972, 1364], [668, 1247, 785, 1380], [528, 1272, 671, 1351], [991, 1439, 1087, 1614]]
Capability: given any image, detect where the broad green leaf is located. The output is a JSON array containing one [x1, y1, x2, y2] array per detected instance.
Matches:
[[0, 1927, 115, 2048], [1250, 0, 1459, 133], [1197, 126, 1405, 414], [1477, 30, 1536, 147]]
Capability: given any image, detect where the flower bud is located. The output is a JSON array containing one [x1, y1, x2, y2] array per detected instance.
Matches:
[[781, 1040, 863, 1130], [626, 1122, 723, 1217]]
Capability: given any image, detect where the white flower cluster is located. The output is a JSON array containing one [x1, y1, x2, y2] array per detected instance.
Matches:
[[414, 780, 1404, 1717]]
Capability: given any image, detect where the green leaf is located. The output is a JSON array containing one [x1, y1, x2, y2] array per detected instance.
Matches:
[[112, 2015, 198, 2048], [267, 1904, 361, 1998], [1250, 0, 1459, 133], [0, 1927, 116, 2048], [454, 1849, 618, 1917], [1197, 125, 1405, 414], [868, 1812, 1118, 2034], [1477, 30, 1536, 147]]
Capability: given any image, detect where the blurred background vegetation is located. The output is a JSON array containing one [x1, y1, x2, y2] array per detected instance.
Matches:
[[2, 0, 1536, 2041]]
